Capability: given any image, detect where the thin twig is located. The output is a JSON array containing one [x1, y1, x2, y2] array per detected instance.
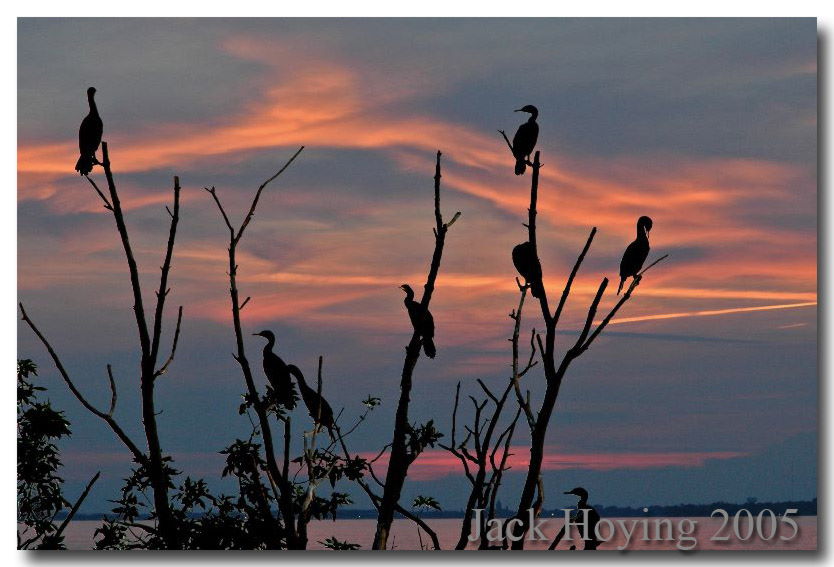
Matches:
[[552, 227, 597, 329], [498, 130, 514, 153], [236, 147, 305, 243], [85, 176, 113, 210], [204, 186, 234, 234], [579, 254, 669, 353], [106, 364, 117, 416], [572, 279, 608, 352], [154, 306, 183, 378], [150, 176, 181, 367], [19, 303, 146, 464], [52, 472, 101, 543]]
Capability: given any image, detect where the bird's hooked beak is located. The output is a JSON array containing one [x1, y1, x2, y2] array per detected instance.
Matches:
[[252, 332, 263, 337], [514, 108, 523, 112]]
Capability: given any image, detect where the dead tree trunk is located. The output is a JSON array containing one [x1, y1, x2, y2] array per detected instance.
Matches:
[[205, 147, 304, 549], [101, 143, 183, 549], [335, 420, 442, 550], [372, 151, 460, 550], [508, 151, 666, 548], [21, 142, 184, 549], [440, 280, 537, 550]]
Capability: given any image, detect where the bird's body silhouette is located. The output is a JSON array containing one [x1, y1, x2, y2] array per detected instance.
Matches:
[[75, 87, 103, 176], [511, 105, 539, 175], [564, 487, 601, 551], [253, 330, 298, 410], [618, 216, 653, 295], [512, 241, 544, 298], [287, 365, 335, 439], [401, 284, 436, 358]]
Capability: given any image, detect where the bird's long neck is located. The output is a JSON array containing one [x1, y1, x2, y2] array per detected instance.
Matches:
[[528, 110, 538, 122], [87, 92, 99, 116], [289, 366, 310, 393], [262, 335, 275, 353], [403, 289, 415, 304], [637, 225, 649, 242], [578, 497, 588, 508]]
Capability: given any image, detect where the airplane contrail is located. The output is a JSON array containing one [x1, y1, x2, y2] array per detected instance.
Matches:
[[604, 301, 817, 325]]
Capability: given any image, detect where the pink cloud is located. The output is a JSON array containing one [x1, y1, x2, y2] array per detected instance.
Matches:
[[362, 447, 749, 481], [17, 34, 815, 345]]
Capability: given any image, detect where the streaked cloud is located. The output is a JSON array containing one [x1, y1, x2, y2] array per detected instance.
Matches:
[[366, 447, 749, 481], [17, 19, 816, 507]]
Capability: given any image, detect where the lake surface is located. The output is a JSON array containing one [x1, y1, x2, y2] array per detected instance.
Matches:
[[47, 517, 816, 551]]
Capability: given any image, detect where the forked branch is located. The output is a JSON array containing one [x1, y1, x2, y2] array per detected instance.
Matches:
[[19, 303, 145, 464]]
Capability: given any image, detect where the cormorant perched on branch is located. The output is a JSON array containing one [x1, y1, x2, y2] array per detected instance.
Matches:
[[287, 365, 335, 439], [400, 284, 436, 359], [512, 105, 539, 175], [253, 330, 298, 409], [512, 241, 544, 298], [75, 87, 103, 176], [618, 216, 653, 295]]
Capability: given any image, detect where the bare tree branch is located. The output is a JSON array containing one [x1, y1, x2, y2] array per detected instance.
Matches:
[[51, 472, 101, 544], [84, 175, 112, 211], [572, 278, 608, 352], [100, 142, 152, 358], [510, 288, 538, 429], [509, 150, 666, 548], [20, 303, 146, 465], [205, 147, 305, 549], [578, 254, 669, 354], [154, 306, 183, 378], [204, 186, 234, 235], [150, 176, 181, 368], [236, 146, 305, 243], [373, 150, 460, 550], [497, 129, 514, 153], [552, 227, 597, 329], [106, 364, 117, 416]]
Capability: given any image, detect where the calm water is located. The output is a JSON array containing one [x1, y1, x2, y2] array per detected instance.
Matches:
[[44, 517, 816, 551]]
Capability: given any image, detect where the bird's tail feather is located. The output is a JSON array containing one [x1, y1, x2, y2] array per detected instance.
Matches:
[[423, 337, 436, 359], [75, 155, 94, 176], [530, 279, 545, 299], [515, 158, 526, 175], [617, 278, 625, 296]]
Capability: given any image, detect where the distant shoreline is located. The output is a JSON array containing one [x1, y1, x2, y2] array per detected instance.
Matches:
[[60, 498, 817, 521]]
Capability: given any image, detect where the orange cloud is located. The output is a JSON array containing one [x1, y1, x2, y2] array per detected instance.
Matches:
[[17, 34, 816, 342]]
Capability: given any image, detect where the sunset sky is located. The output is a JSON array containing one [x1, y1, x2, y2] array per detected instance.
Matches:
[[17, 18, 816, 511]]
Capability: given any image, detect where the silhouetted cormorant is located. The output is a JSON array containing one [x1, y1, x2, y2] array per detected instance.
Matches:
[[287, 365, 335, 439], [512, 241, 544, 298], [617, 216, 653, 295], [564, 487, 601, 550], [253, 330, 298, 409], [400, 284, 436, 359], [75, 87, 103, 176], [512, 105, 539, 175]]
